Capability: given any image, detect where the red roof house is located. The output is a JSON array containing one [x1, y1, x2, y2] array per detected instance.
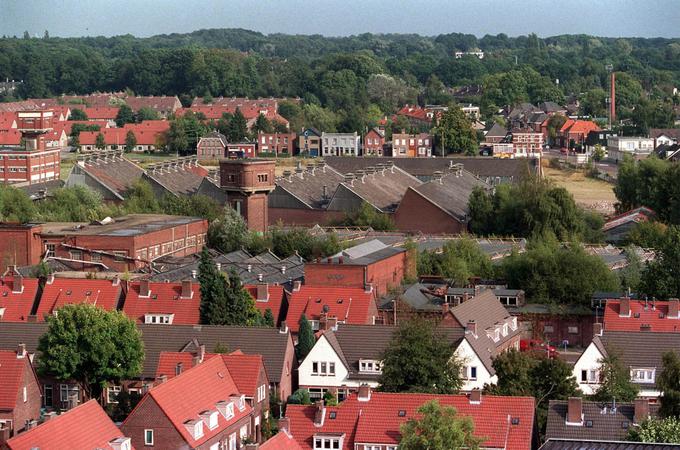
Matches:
[[245, 284, 287, 326], [558, 119, 601, 150], [285, 285, 378, 334], [603, 298, 680, 333], [6, 399, 133, 450], [0, 347, 42, 443], [123, 279, 200, 325], [35, 277, 123, 321], [0, 273, 39, 323], [285, 388, 535, 450], [261, 430, 304, 450], [121, 355, 256, 450]]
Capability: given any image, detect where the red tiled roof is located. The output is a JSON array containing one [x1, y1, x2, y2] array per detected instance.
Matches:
[[54, 120, 109, 136], [261, 431, 305, 450], [286, 392, 535, 450], [123, 281, 201, 325], [79, 126, 167, 146], [0, 112, 17, 130], [36, 278, 122, 321], [0, 350, 28, 410], [285, 286, 376, 333], [123, 120, 170, 131], [0, 277, 40, 323], [154, 350, 265, 398], [560, 119, 600, 136], [245, 284, 285, 324], [0, 129, 21, 145], [602, 206, 655, 232], [70, 106, 119, 120], [129, 355, 251, 448], [604, 299, 680, 333], [6, 399, 134, 450]]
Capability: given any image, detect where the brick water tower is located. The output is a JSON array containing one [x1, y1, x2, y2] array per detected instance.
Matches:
[[219, 159, 276, 232]]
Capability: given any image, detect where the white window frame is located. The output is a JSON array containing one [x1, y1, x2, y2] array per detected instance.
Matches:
[[144, 429, 154, 446]]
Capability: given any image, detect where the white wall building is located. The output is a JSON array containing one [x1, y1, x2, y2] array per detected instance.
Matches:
[[607, 136, 654, 163], [321, 132, 360, 157]]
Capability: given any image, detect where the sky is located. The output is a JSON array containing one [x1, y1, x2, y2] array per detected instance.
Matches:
[[3, 0, 680, 39]]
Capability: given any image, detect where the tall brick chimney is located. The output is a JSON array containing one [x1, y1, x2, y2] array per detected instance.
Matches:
[[358, 384, 371, 402], [139, 279, 150, 298], [469, 388, 482, 404], [181, 280, 193, 299], [313, 400, 325, 426], [466, 320, 477, 337], [610, 72, 616, 125], [619, 298, 631, 318], [566, 397, 583, 425], [593, 323, 603, 337], [669, 299, 679, 319]]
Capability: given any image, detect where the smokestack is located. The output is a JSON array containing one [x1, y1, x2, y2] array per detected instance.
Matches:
[[610, 72, 616, 126]]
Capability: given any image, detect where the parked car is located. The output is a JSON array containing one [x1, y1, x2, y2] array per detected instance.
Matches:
[[520, 339, 559, 358]]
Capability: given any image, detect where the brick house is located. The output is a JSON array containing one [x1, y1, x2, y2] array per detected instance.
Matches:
[[390, 132, 432, 157], [362, 128, 385, 156], [6, 400, 132, 450], [509, 128, 544, 158], [197, 132, 227, 160], [0, 270, 39, 322], [78, 126, 168, 153], [285, 285, 379, 336], [284, 387, 535, 450], [35, 276, 123, 321], [557, 119, 601, 152], [297, 128, 321, 157], [260, 430, 304, 450], [121, 355, 257, 449], [0, 346, 42, 444], [304, 240, 410, 297], [154, 350, 270, 441], [65, 151, 144, 202], [122, 279, 201, 325], [257, 132, 296, 156]]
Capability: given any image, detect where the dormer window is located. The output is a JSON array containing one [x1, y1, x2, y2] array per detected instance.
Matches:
[[217, 400, 235, 420], [631, 368, 656, 383], [144, 314, 174, 325], [184, 418, 204, 440], [200, 409, 219, 430], [313, 434, 343, 450], [502, 323, 508, 337], [0, 307, 5, 320], [510, 317, 518, 331], [359, 359, 383, 374]]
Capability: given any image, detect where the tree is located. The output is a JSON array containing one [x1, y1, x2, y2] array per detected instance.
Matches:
[[296, 315, 315, 361], [135, 106, 160, 122], [124, 180, 160, 213], [640, 226, 680, 299], [95, 132, 106, 150], [263, 309, 275, 327], [618, 246, 643, 293], [379, 318, 461, 394], [339, 201, 395, 231], [115, 104, 135, 127], [252, 113, 273, 134], [592, 144, 605, 162], [435, 107, 478, 155], [224, 268, 262, 326], [657, 351, 680, 418], [43, 30, 49, 39], [399, 400, 483, 450], [228, 108, 248, 142], [167, 119, 188, 155], [0, 186, 37, 223], [69, 108, 88, 121], [198, 246, 229, 325], [628, 417, 680, 443], [207, 207, 250, 254], [124, 130, 137, 153], [287, 388, 312, 405], [593, 352, 639, 402], [37, 304, 144, 402], [417, 238, 493, 286]]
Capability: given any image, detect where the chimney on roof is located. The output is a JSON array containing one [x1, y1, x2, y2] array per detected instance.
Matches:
[[669, 299, 679, 319], [281, 265, 286, 274], [279, 321, 288, 334], [593, 322, 603, 337], [620, 297, 631, 318], [566, 397, 583, 425], [293, 280, 301, 292], [139, 279, 150, 297], [256, 283, 269, 301], [193, 344, 206, 366], [313, 400, 325, 426], [247, 264, 252, 273], [16, 343, 26, 359], [43, 411, 58, 422], [112, 275, 120, 286], [156, 374, 167, 384], [338, 256, 344, 264], [634, 398, 650, 425], [364, 283, 372, 294], [356, 169, 365, 183], [433, 170, 444, 184], [176, 362, 183, 375], [282, 170, 292, 181], [469, 388, 482, 404], [216, 263, 221, 271], [465, 320, 477, 337], [344, 173, 354, 187], [12, 273, 23, 294], [46, 273, 55, 285], [278, 417, 290, 432], [307, 164, 315, 175], [295, 166, 304, 180], [442, 302, 449, 314], [258, 273, 263, 282], [357, 384, 371, 402], [244, 444, 259, 450], [191, 269, 197, 279], [181, 280, 193, 299]]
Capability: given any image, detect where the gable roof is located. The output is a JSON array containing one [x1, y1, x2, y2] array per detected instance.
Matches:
[[142, 157, 210, 197], [36, 278, 122, 320], [69, 153, 144, 200], [286, 286, 377, 333], [286, 391, 534, 450], [540, 439, 680, 450], [545, 399, 659, 442], [649, 128, 680, 141], [485, 122, 508, 138], [122, 280, 201, 325], [245, 284, 286, 326], [406, 170, 489, 221], [131, 355, 251, 448], [7, 399, 133, 450], [0, 350, 30, 411], [0, 276, 39, 323], [261, 430, 305, 450], [138, 324, 293, 383], [272, 165, 345, 209], [602, 207, 655, 232]]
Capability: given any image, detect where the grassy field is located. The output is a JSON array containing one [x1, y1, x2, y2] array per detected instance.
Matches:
[[543, 166, 616, 214]]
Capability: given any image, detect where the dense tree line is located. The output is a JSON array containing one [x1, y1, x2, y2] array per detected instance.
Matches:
[[2, 30, 678, 134]]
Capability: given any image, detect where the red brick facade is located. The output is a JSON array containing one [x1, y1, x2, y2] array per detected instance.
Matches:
[[393, 188, 467, 234], [0, 224, 43, 271], [363, 129, 385, 156], [0, 351, 42, 442], [220, 159, 275, 232], [267, 208, 346, 227], [257, 132, 296, 156]]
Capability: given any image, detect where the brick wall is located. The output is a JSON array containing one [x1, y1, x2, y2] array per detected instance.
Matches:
[[0, 357, 42, 439], [268, 208, 346, 227], [0, 225, 43, 271], [393, 188, 467, 234], [365, 252, 407, 296]]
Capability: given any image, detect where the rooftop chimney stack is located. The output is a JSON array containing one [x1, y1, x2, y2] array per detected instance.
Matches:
[[566, 397, 583, 425], [181, 280, 192, 299], [593, 322, 603, 336], [278, 417, 290, 432], [313, 400, 326, 426], [469, 388, 482, 404], [12, 274, 23, 294], [357, 384, 371, 402], [634, 398, 649, 425], [669, 299, 679, 319], [466, 320, 477, 337], [139, 279, 150, 297], [16, 343, 26, 359], [619, 297, 631, 318]]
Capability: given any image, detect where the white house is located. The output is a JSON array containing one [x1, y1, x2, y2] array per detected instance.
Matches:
[[606, 136, 654, 163], [321, 132, 360, 157], [572, 328, 676, 399]]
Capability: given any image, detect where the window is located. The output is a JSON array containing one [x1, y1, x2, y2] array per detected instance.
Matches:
[[308, 388, 325, 399], [107, 385, 122, 404], [45, 243, 56, 257], [209, 443, 219, 450], [257, 173, 268, 183], [144, 429, 154, 446], [581, 369, 599, 383], [60, 384, 79, 402], [313, 436, 341, 450], [43, 384, 53, 407], [113, 251, 127, 262], [257, 384, 267, 402], [229, 433, 237, 450], [23, 386, 27, 402], [239, 424, 248, 440], [69, 250, 82, 260], [312, 361, 319, 375], [162, 242, 173, 254], [90, 251, 102, 262], [568, 326, 579, 334], [359, 359, 382, 374], [174, 239, 185, 250], [631, 368, 655, 383]]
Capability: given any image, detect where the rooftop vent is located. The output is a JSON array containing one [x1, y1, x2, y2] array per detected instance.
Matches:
[[585, 420, 593, 428], [511, 417, 520, 425], [329, 411, 337, 419], [398, 410, 406, 417]]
